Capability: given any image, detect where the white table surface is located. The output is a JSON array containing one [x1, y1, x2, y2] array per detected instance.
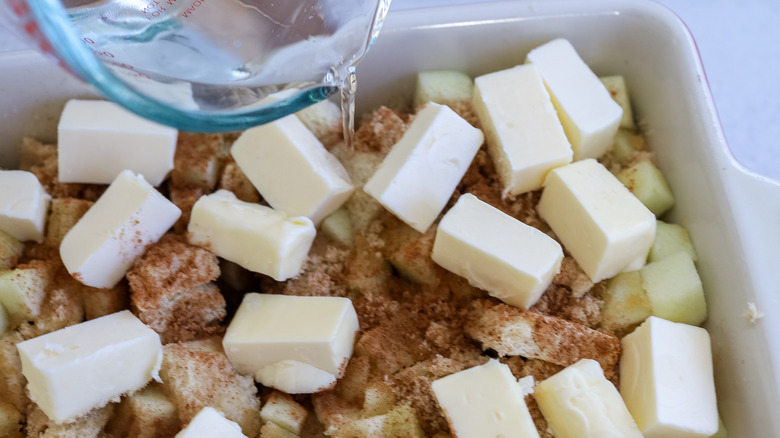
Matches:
[[1, 0, 777, 182]]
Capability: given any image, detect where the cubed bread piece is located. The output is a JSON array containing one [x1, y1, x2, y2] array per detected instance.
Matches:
[[0, 332, 29, 412], [128, 234, 225, 342], [260, 421, 301, 438], [218, 160, 261, 204], [332, 405, 425, 438], [168, 184, 207, 234], [0, 231, 23, 271], [25, 403, 114, 438], [383, 223, 442, 288], [19, 137, 56, 171], [0, 260, 51, 327], [362, 381, 396, 418], [172, 133, 225, 190], [160, 337, 261, 437], [81, 281, 129, 320], [354, 319, 428, 377], [105, 382, 180, 438], [0, 401, 22, 438], [18, 282, 84, 339], [44, 198, 94, 246], [18, 137, 103, 201], [260, 392, 308, 435], [128, 234, 220, 296], [465, 302, 620, 377]]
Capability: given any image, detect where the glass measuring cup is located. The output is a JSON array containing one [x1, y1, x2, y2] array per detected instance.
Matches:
[[0, 0, 390, 132]]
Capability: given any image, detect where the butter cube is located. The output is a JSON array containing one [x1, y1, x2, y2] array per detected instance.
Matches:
[[60, 170, 181, 288], [432, 193, 562, 308], [223, 293, 359, 393], [187, 190, 315, 281], [0, 170, 50, 243], [472, 65, 572, 196], [364, 103, 483, 233], [534, 359, 643, 438], [537, 159, 656, 282], [176, 407, 247, 438], [255, 360, 338, 394], [16, 311, 163, 423], [620, 317, 718, 437], [431, 359, 540, 438], [526, 39, 623, 160], [231, 115, 353, 225], [58, 100, 177, 186]]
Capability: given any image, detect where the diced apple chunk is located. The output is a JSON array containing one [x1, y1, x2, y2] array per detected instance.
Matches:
[[609, 130, 645, 166], [618, 160, 675, 216], [600, 75, 635, 130], [0, 261, 50, 327], [649, 220, 698, 263], [321, 208, 354, 247], [641, 252, 706, 326], [601, 271, 651, 332], [413, 70, 474, 108], [334, 405, 425, 438]]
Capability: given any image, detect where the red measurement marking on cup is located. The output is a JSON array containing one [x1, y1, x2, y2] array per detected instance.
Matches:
[[178, 0, 209, 19], [141, 1, 168, 20]]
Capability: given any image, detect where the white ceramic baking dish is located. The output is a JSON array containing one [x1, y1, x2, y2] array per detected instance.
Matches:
[[0, 0, 778, 435]]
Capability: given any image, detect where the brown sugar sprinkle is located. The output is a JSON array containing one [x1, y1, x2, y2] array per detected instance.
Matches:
[[9, 97, 652, 437]]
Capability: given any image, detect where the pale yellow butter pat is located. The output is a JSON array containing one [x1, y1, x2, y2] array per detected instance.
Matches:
[[255, 360, 338, 394], [537, 159, 656, 282], [223, 293, 359, 393], [16, 310, 162, 424], [60, 170, 181, 288], [188, 190, 315, 281], [534, 359, 643, 438], [526, 39, 623, 160], [0, 170, 50, 243], [432, 359, 540, 438], [231, 115, 353, 225], [364, 103, 483, 233], [620, 317, 718, 438], [432, 193, 562, 308], [473, 64, 572, 196], [57, 100, 177, 186], [175, 407, 247, 438]]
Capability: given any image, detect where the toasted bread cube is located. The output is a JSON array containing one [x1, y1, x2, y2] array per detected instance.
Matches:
[[384, 224, 441, 287], [601, 271, 652, 332], [355, 322, 426, 376], [82, 282, 129, 321], [466, 303, 620, 377], [26, 403, 115, 438], [18, 283, 84, 338], [218, 160, 261, 204], [0, 401, 22, 438], [260, 392, 308, 435], [0, 231, 23, 271], [106, 382, 179, 438], [45, 198, 94, 246], [0, 261, 51, 327], [0, 332, 28, 412], [0, 303, 7, 334], [172, 133, 224, 190], [363, 382, 396, 417], [160, 338, 261, 437], [260, 421, 301, 438], [168, 184, 207, 234]]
